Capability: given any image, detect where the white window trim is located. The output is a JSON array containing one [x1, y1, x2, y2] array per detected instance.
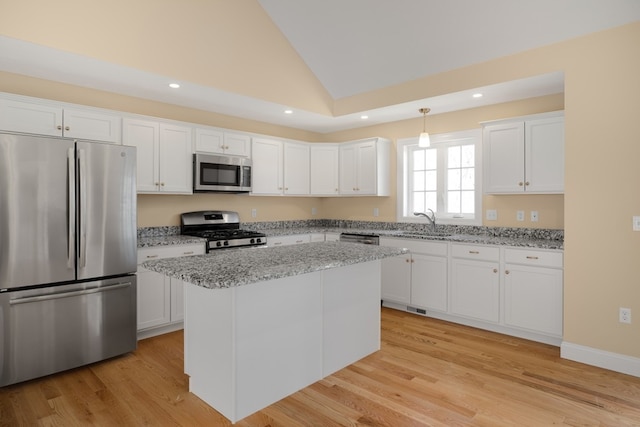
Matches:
[[396, 129, 482, 225]]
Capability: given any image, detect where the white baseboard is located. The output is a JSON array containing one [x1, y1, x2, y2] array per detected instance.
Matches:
[[561, 341, 640, 378]]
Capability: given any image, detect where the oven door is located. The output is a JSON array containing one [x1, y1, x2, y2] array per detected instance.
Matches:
[[193, 153, 252, 193]]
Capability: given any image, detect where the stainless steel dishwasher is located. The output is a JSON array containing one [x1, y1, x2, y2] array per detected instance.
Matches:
[[339, 233, 380, 245]]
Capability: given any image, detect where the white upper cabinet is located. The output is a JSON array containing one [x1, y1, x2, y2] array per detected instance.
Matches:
[[339, 138, 390, 196], [251, 137, 284, 195], [123, 118, 193, 194], [483, 111, 564, 194], [195, 127, 250, 157], [283, 142, 310, 195], [310, 144, 340, 196], [0, 97, 121, 143], [251, 138, 310, 195]]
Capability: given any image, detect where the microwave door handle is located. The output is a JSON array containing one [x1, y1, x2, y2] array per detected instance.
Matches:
[[78, 148, 87, 269], [67, 147, 76, 269]]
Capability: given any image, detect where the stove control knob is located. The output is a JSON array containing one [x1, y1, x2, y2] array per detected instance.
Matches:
[[223, 240, 229, 246], [216, 241, 222, 247], [250, 238, 255, 244], [256, 238, 262, 244]]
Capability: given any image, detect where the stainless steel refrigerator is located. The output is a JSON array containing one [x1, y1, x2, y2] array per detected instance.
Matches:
[[0, 132, 137, 387]]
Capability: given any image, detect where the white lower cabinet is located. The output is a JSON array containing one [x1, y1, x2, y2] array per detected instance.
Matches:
[[503, 248, 563, 337], [268, 234, 311, 247], [450, 257, 500, 323], [137, 243, 205, 339], [381, 238, 563, 345], [380, 238, 448, 312]]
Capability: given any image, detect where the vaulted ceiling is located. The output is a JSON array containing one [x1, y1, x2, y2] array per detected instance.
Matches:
[[1, 1, 639, 132]]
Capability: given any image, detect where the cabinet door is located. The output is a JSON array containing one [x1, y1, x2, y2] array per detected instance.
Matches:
[[483, 122, 525, 193], [123, 119, 160, 192], [283, 142, 310, 195], [525, 116, 564, 193], [0, 98, 63, 136], [381, 254, 411, 305], [450, 258, 500, 323], [411, 254, 447, 312], [310, 144, 340, 195], [137, 268, 171, 330], [339, 143, 358, 195], [504, 264, 563, 336], [159, 123, 193, 194], [355, 140, 378, 194], [63, 108, 121, 143], [223, 133, 251, 157], [195, 128, 224, 153], [251, 138, 283, 195]]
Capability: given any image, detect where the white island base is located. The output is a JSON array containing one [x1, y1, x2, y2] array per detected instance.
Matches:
[[183, 260, 381, 423]]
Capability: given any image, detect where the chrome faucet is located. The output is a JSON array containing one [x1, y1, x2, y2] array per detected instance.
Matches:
[[414, 209, 437, 232]]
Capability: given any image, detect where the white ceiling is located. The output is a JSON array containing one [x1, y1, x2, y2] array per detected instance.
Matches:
[[1, 1, 640, 133]]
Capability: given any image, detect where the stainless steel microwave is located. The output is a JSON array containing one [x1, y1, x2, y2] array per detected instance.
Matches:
[[193, 153, 252, 193]]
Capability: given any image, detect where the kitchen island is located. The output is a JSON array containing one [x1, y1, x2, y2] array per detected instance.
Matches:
[[143, 241, 405, 423]]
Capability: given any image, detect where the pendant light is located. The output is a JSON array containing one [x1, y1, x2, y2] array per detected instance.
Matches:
[[418, 107, 431, 148]]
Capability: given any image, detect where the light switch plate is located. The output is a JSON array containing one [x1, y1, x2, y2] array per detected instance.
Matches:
[[373, 208, 379, 217], [486, 209, 497, 221], [633, 216, 640, 231], [516, 210, 525, 221], [251, 208, 257, 218]]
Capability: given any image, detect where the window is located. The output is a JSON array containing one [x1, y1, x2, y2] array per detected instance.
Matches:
[[397, 129, 482, 225]]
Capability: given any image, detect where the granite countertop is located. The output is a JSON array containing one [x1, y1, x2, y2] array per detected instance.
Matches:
[[138, 235, 206, 248], [257, 227, 564, 250], [142, 241, 406, 289]]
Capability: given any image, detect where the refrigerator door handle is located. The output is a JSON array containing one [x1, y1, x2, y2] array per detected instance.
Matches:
[[67, 147, 76, 269], [9, 281, 132, 305], [78, 147, 87, 269]]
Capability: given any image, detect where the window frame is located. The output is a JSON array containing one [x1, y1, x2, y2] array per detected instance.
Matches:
[[396, 129, 482, 225]]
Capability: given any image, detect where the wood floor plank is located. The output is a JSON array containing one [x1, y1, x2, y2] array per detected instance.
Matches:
[[2, 308, 640, 426]]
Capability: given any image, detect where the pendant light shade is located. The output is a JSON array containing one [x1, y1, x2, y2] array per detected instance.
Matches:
[[418, 108, 431, 148]]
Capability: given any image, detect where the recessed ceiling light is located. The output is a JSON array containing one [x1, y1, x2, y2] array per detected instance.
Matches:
[[472, 93, 483, 98], [360, 115, 369, 120], [169, 83, 180, 89], [284, 109, 293, 114]]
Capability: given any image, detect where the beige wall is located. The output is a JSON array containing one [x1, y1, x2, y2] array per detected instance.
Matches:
[[2, 1, 639, 363]]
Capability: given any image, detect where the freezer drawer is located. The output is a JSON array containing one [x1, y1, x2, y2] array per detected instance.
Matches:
[[0, 276, 137, 387]]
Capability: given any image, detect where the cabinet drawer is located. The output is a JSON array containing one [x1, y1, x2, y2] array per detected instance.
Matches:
[[381, 237, 447, 256], [504, 248, 563, 268], [451, 244, 499, 261], [269, 234, 311, 247], [137, 244, 205, 265]]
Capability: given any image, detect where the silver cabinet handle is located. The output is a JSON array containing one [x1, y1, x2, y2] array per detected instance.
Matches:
[[183, 251, 194, 255], [469, 250, 480, 254], [57, 125, 63, 130], [146, 255, 159, 259], [526, 256, 539, 260], [505, 270, 510, 274], [493, 268, 498, 273]]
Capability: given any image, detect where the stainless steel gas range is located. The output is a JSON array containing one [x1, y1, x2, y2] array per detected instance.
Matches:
[[180, 211, 266, 253]]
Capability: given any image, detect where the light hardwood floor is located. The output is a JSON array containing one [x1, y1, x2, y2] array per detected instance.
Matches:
[[2, 308, 640, 426]]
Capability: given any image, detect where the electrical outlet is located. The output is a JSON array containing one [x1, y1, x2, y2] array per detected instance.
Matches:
[[486, 209, 497, 221], [516, 210, 525, 221], [633, 216, 640, 231], [530, 211, 539, 222], [311, 207, 317, 216], [251, 208, 257, 218], [373, 207, 379, 217], [620, 307, 632, 324]]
